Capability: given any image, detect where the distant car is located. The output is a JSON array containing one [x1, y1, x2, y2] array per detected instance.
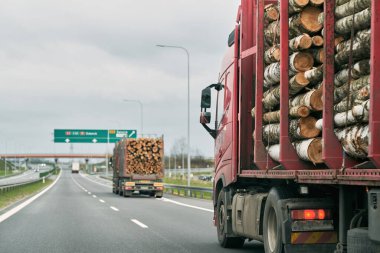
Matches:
[[34, 168, 39, 172]]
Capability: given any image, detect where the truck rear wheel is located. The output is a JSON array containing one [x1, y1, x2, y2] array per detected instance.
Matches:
[[216, 189, 245, 248], [348, 228, 380, 253], [263, 187, 291, 253]]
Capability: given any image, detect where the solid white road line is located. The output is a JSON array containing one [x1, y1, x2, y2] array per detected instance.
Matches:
[[0, 170, 62, 224], [99, 199, 105, 203], [110, 206, 119, 212], [131, 219, 148, 229], [159, 197, 213, 213]]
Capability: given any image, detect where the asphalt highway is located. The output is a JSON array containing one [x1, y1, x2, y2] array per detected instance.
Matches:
[[0, 170, 264, 253], [0, 169, 46, 186]]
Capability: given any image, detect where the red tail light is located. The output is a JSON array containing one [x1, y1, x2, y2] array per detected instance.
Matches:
[[291, 209, 331, 220]]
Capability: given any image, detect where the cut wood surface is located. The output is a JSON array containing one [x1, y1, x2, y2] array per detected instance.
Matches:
[[289, 6, 323, 37], [289, 72, 310, 94], [265, 4, 280, 22], [293, 138, 323, 164], [289, 0, 310, 15], [334, 100, 370, 127], [289, 116, 321, 140], [335, 0, 371, 19], [311, 48, 324, 64], [290, 88, 323, 111], [334, 59, 370, 87], [335, 8, 371, 35], [335, 124, 369, 159], [262, 105, 310, 124], [309, 0, 324, 6], [289, 34, 313, 52], [290, 52, 314, 72], [312, 35, 324, 47], [305, 65, 324, 84]]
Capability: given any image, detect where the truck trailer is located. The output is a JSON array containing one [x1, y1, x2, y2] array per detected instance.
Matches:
[[71, 162, 79, 174], [200, 1, 380, 253], [112, 137, 164, 198]]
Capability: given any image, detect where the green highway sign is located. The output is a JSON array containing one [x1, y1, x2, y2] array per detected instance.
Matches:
[[108, 129, 137, 143], [54, 129, 137, 143]]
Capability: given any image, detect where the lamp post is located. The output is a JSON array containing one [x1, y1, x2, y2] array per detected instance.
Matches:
[[123, 99, 144, 136], [156, 44, 191, 187]]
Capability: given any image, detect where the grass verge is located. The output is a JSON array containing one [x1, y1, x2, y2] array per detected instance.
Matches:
[[0, 179, 53, 210], [164, 178, 212, 188]]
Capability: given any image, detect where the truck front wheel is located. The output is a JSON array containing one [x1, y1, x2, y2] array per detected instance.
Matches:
[[216, 189, 245, 248], [263, 187, 292, 253]]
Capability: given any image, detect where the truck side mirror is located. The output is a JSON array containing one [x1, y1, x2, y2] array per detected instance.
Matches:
[[201, 87, 211, 109], [200, 112, 211, 124]]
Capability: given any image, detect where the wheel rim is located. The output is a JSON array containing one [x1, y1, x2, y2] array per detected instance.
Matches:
[[267, 207, 278, 252], [218, 203, 225, 235]]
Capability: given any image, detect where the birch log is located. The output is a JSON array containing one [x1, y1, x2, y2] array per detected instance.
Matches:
[[335, 0, 371, 19], [251, 107, 255, 118], [335, 29, 371, 53], [305, 65, 324, 84], [290, 88, 323, 111], [263, 86, 281, 110], [335, 8, 371, 35], [334, 100, 370, 127], [311, 48, 324, 64], [335, 41, 370, 65], [334, 85, 370, 112], [316, 118, 323, 131], [309, 0, 324, 7], [264, 4, 280, 22], [262, 105, 310, 124], [264, 46, 281, 64], [289, 34, 313, 52], [334, 75, 370, 103], [263, 124, 281, 144], [290, 116, 321, 140], [293, 138, 323, 164], [335, 124, 369, 159], [289, 7, 323, 37], [289, 72, 310, 94], [264, 21, 280, 44], [312, 35, 324, 47], [334, 59, 370, 87], [336, 0, 351, 6], [289, 52, 314, 72], [289, 0, 310, 15], [267, 144, 280, 162]]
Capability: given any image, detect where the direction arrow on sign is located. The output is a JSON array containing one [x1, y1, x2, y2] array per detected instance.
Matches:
[[54, 129, 137, 143]]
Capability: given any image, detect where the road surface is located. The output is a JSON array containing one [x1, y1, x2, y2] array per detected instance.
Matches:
[[0, 169, 48, 186], [0, 169, 264, 253]]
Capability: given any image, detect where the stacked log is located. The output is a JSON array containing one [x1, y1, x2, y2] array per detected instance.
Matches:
[[113, 138, 164, 177], [333, 0, 372, 159]]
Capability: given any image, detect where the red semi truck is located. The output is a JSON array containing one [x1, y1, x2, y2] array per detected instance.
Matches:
[[200, 1, 380, 253]]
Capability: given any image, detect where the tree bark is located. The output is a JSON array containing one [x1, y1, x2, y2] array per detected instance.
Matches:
[[264, 45, 281, 64], [289, 6, 323, 37], [264, 57, 304, 88], [293, 138, 323, 164], [267, 144, 280, 162], [290, 88, 324, 111], [335, 8, 371, 35], [263, 123, 281, 144], [264, 21, 280, 45], [265, 4, 280, 22], [305, 65, 324, 84], [289, 72, 310, 94], [335, 36, 346, 47], [336, 0, 351, 6], [289, 0, 310, 15], [335, 29, 371, 53], [289, 34, 313, 52], [335, 124, 369, 159], [312, 35, 324, 47], [316, 118, 323, 131], [263, 85, 281, 110], [334, 85, 370, 112], [335, 0, 371, 19], [334, 100, 370, 127], [290, 105, 311, 118], [334, 75, 370, 103], [311, 48, 324, 64], [290, 116, 321, 140], [334, 59, 370, 87], [264, 63, 281, 88]]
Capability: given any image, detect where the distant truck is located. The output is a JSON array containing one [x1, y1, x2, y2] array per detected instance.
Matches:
[[71, 162, 80, 174], [112, 137, 164, 198]]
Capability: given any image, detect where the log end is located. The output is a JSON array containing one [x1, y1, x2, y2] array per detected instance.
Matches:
[[310, 88, 324, 111], [299, 34, 313, 49], [293, 52, 314, 72], [294, 72, 310, 87], [265, 5, 279, 21], [312, 35, 324, 47], [300, 6, 323, 33], [299, 116, 321, 138], [310, 0, 324, 6], [295, 0, 310, 7], [297, 105, 311, 118], [308, 138, 323, 164]]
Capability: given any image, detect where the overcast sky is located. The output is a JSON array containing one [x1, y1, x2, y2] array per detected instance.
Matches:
[[0, 0, 240, 158]]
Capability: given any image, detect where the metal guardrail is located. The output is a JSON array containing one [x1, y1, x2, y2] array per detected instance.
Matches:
[[164, 184, 213, 199], [0, 169, 55, 194]]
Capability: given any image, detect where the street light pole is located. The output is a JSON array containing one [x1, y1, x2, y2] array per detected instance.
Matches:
[[123, 99, 144, 136], [156, 44, 191, 187]]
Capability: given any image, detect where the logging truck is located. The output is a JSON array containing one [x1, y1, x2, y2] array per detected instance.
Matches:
[[111, 137, 164, 198], [200, 0, 380, 253]]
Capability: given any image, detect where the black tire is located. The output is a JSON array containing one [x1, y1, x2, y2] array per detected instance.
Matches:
[[149, 192, 156, 197], [216, 189, 245, 248], [348, 228, 380, 253], [263, 187, 294, 253], [119, 189, 123, 196]]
